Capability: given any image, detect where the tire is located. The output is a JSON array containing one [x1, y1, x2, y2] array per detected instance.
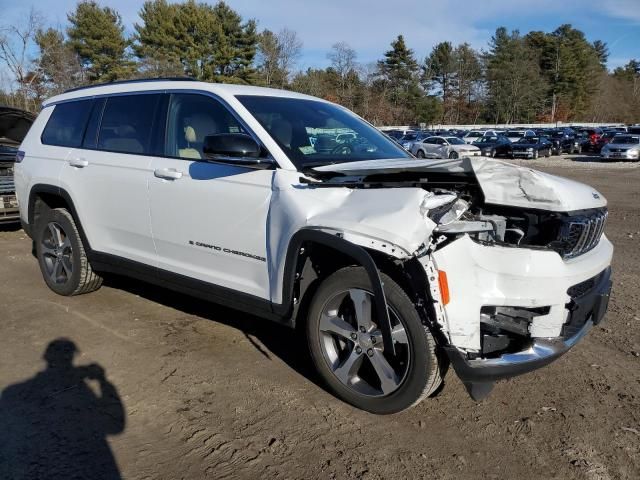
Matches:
[[35, 207, 102, 296], [307, 267, 443, 414], [545, 149, 551, 158], [490, 149, 496, 158], [448, 151, 459, 159], [533, 150, 539, 159], [416, 149, 425, 158]]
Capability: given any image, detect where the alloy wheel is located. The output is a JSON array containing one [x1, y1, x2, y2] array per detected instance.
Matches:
[[41, 222, 73, 285], [318, 288, 410, 397]]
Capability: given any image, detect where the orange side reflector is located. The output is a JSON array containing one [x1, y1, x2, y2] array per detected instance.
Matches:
[[438, 270, 450, 306]]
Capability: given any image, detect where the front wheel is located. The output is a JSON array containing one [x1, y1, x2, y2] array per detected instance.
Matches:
[[448, 151, 459, 159], [307, 267, 443, 414], [415, 149, 425, 158]]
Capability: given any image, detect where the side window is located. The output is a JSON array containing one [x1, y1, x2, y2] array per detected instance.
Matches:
[[41, 100, 94, 147], [98, 94, 161, 155], [165, 93, 245, 160]]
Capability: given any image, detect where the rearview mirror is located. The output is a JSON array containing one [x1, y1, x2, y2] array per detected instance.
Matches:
[[202, 133, 275, 169]]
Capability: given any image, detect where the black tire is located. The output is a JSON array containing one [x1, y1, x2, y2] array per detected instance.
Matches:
[[448, 151, 459, 159], [416, 149, 425, 158], [35, 207, 102, 296], [545, 149, 551, 158], [533, 150, 539, 159], [307, 267, 443, 414]]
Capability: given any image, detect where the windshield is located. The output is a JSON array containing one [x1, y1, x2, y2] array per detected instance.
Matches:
[[466, 132, 482, 137], [517, 137, 538, 143], [446, 137, 465, 145], [237, 95, 411, 168], [507, 131, 524, 138], [611, 135, 639, 145]]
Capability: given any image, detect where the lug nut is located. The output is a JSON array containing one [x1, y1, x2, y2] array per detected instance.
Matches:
[[371, 337, 376, 344], [359, 326, 366, 333], [355, 347, 362, 354], [367, 348, 374, 357], [351, 333, 357, 340]]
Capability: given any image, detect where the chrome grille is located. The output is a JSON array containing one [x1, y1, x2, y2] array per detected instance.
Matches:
[[0, 162, 15, 195], [557, 210, 608, 259]]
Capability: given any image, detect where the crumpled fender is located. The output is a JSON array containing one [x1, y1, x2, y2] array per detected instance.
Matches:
[[267, 169, 440, 304]]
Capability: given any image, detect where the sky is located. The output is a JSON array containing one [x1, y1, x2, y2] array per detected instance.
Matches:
[[1, 0, 639, 73]]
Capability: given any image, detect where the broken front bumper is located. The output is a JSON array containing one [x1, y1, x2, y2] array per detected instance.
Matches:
[[443, 266, 611, 391]]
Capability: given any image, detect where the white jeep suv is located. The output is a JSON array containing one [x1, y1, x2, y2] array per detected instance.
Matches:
[[15, 79, 613, 413]]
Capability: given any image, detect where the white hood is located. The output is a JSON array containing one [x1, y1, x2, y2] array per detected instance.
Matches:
[[313, 157, 607, 212]]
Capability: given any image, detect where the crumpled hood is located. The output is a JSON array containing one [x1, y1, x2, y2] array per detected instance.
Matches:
[[313, 157, 607, 212]]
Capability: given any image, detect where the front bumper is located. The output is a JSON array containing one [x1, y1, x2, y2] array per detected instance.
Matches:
[[512, 150, 535, 158], [444, 266, 611, 387], [602, 151, 639, 160]]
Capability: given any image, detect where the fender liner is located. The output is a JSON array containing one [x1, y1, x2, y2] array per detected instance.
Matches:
[[274, 228, 395, 355]]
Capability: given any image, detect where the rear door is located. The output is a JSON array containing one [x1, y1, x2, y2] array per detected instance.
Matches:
[[58, 93, 163, 266]]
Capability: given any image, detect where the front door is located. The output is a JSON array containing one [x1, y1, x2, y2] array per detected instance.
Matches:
[[148, 93, 273, 300]]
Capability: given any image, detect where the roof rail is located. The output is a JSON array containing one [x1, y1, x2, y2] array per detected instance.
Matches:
[[63, 77, 198, 94]]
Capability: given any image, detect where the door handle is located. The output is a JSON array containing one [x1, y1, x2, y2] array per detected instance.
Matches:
[[69, 158, 88, 168], [154, 168, 183, 180]]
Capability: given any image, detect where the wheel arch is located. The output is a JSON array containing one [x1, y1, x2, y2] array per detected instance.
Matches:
[[27, 184, 92, 252]]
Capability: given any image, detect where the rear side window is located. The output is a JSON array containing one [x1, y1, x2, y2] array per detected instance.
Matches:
[[98, 94, 161, 155], [41, 100, 94, 147]]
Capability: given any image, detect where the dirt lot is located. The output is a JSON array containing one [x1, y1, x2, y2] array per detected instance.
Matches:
[[1, 155, 639, 480]]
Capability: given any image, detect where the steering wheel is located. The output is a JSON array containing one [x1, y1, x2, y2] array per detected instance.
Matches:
[[331, 144, 353, 155]]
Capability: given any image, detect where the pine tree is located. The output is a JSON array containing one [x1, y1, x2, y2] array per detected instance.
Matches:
[[67, 1, 134, 82]]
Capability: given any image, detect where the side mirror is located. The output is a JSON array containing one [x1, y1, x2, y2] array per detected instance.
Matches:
[[203, 133, 260, 158], [202, 133, 275, 169]]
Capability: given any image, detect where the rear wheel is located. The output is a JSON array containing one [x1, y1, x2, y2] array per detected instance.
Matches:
[[416, 149, 425, 158], [35, 208, 102, 296], [448, 151, 459, 159], [490, 148, 497, 158], [307, 267, 443, 414]]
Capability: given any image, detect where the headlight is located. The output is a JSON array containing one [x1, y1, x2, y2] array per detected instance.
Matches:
[[422, 197, 469, 225], [527, 148, 533, 152]]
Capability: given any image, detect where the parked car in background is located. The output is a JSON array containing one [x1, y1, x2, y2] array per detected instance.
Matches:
[[400, 131, 430, 150], [505, 129, 536, 143], [510, 136, 553, 159], [595, 131, 618, 153], [0, 106, 35, 223], [600, 134, 640, 161], [628, 126, 640, 135], [576, 127, 604, 152], [411, 136, 481, 159], [461, 130, 499, 144], [472, 135, 512, 158], [547, 129, 581, 154]]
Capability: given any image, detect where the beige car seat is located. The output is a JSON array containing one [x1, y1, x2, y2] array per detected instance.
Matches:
[[179, 114, 219, 159]]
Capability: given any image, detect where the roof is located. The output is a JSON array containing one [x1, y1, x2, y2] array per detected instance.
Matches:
[[42, 79, 324, 107]]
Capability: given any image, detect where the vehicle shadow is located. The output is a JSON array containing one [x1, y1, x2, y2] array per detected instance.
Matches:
[[102, 274, 321, 388], [0, 223, 22, 233], [564, 153, 605, 163], [0, 338, 125, 480]]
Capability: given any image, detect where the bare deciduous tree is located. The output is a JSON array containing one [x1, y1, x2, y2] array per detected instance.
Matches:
[[0, 8, 43, 110]]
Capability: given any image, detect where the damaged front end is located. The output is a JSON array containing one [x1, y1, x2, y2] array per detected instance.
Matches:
[[290, 156, 613, 400]]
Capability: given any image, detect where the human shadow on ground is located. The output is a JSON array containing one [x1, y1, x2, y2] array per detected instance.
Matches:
[[0, 338, 125, 480]]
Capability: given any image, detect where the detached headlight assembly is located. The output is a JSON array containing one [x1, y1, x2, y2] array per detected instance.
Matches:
[[421, 196, 469, 225]]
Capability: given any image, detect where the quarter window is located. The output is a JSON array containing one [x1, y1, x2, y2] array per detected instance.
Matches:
[[165, 94, 246, 160], [41, 100, 94, 147], [97, 94, 161, 154]]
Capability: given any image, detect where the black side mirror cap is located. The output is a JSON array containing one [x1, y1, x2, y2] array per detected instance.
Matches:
[[203, 133, 261, 159]]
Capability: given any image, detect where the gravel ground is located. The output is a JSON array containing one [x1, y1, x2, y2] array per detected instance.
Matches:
[[0, 154, 639, 480]]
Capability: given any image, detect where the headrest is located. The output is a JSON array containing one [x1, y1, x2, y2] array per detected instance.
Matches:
[[184, 126, 196, 143]]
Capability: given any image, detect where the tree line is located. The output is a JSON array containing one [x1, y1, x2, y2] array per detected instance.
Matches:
[[1, 0, 638, 125]]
